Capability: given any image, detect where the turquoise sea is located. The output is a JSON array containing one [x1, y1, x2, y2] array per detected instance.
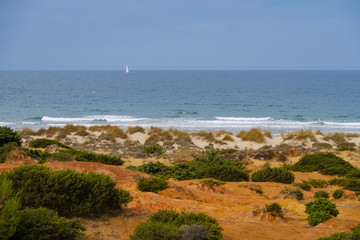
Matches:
[[1, 70, 360, 133]]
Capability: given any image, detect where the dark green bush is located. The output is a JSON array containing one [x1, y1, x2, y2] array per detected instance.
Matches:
[[5, 165, 132, 217], [0, 127, 21, 147], [307, 211, 332, 227], [332, 189, 343, 199], [265, 203, 282, 216], [130, 210, 223, 240], [129, 152, 249, 182], [337, 146, 356, 151], [143, 144, 165, 154], [308, 179, 329, 188], [61, 149, 124, 165], [9, 207, 86, 240], [314, 191, 329, 199], [329, 178, 360, 192], [305, 198, 339, 226], [317, 224, 360, 239], [29, 138, 70, 149], [0, 142, 19, 163], [294, 189, 304, 200], [291, 153, 355, 176], [294, 181, 312, 191], [201, 179, 226, 187], [251, 167, 294, 184], [137, 178, 168, 193], [346, 169, 360, 179]]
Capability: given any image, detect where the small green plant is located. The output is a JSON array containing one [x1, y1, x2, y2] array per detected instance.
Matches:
[[317, 224, 360, 239], [249, 186, 263, 194], [130, 210, 223, 240], [29, 138, 70, 149], [294, 181, 312, 191], [308, 179, 329, 188], [137, 178, 168, 193], [251, 167, 295, 184], [314, 190, 329, 199], [0, 127, 22, 147], [332, 189, 344, 199], [329, 178, 360, 192], [305, 198, 339, 226], [143, 144, 165, 154], [294, 189, 304, 200], [337, 146, 356, 151], [201, 179, 226, 187], [265, 203, 282, 216]]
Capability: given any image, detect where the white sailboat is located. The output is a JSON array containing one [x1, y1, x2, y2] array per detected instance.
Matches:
[[125, 65, 129, 73]]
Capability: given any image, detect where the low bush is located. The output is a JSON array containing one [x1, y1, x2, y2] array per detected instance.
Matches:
[[137, 178, 168, 193], [293, 189, 304, 200], [29, 138, 70, 149], [0, 127, 21, 147], [323, 132, 346, 144], [251, 167, 295, 184], [5, 165, 133, 217], [265, 203, 282, 216], [305, 198, 339, 226], [308, 179, 329, 188], [294, 181, 312, 191], [249, 186, 263, 194], [61, 149, 124, 165], [332, 189, 343, 199], [201, 179, 226, 187], [314, 191, 329, 199], [143, 144, 165, 154], [337, 146, 356, 151], [291, 153, 355, 176], [9, 207, 86, 240], [0, 142, 19, 163], [346, 169, 360, 179], [129, 152, 250, 182], [317, 224, 360, 240], [130, 210, 223, 240], [329, 178, 360, 192], [312, 142, 332, 150]]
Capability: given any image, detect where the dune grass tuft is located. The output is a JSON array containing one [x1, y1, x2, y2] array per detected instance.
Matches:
[[236, 128, 265, 143]]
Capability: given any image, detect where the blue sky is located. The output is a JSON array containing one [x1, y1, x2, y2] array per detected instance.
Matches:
[[0, 0, 359, 70]]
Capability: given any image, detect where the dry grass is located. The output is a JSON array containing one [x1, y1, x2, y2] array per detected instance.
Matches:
[[88, 125, 127, 141], [236, 128, 265, 143], [144, 127, 173, 145], [192, 130, 216, 142], [126, 126, 145, 134], [345, 133, 360, 138], [323, 132, 346, 144], [168, 128, 191, 141], [222, 134, 234, 142], [214, 130, 233, 137], [18, 128, 35, 136], [282, 130, 317, 142], [263, 130, 272, 139], [315, 129, 324, 135], [171, 148, 199, 163]]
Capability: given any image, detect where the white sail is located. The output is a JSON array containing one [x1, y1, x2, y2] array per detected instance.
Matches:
[[125, 65, 129, 73]]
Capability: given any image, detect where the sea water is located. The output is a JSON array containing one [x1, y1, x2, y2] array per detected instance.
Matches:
[[1, 70, 360, 133]]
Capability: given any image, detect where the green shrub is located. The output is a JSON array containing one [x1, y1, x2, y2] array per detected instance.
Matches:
[[251, 167, 294, 184], [329, 178, 360, 192], [312, 142, 332, 150], [0, 142, 19, 163], [305, 198, 339, 226], [294, 181, 312, 191], [129, 152, 249, 182], [9, 207, 86, 240], [346, 169, 360, 179], [61, 149, 124, 165], [332, 189, 343, 199], [291, 153, 355, 176], [249, 186, 263, 194], [29, 138, 70, 149], [308, 179, 329, 188], [317, 224, 360, 239], [130, 210, 223, 240], [201, 179, 226, 187], [5, 165, 132, 217], [265, 203, 282, 216], [337, 142, 356, 149], [137, 178, 168, 193], [294, 189, 304, 200], [337, 146, 356, 151], [0, 127, 21, 147], [307, 211, 332, 227], [143, 144, 165, 154], [314, 191, 329, 199]]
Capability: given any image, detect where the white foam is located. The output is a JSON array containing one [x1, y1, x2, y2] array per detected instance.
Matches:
[[41, 115, 148, 123], [215, 117, 272, 121]]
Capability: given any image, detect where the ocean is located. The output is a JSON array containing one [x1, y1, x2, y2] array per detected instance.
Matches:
[[1, 70, 360, 134]]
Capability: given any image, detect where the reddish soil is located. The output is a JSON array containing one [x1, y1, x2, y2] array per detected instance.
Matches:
[[2, 161, 359, 240]]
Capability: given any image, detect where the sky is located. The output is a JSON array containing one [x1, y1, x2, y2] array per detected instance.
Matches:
[[0, 0, 359, 70]]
